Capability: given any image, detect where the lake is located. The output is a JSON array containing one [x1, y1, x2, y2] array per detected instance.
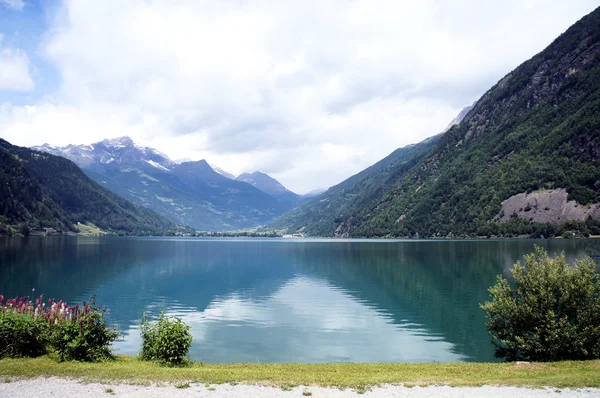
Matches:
[[1, 237, 599, 363]]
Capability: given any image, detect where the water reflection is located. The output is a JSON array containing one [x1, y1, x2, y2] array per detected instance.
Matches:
[[118, 276, 464, 363], [1, 237, 598, 363]]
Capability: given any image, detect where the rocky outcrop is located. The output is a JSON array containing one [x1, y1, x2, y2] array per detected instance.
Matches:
[[334, 217, 359, 238], [442, 104, 474, 133], [496, 188, 600, 224]]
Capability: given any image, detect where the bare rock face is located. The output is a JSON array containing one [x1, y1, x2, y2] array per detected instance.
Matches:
[[334, 217, 358, 238], [496, 188, 600, 224], [442, 104, 474, 133]]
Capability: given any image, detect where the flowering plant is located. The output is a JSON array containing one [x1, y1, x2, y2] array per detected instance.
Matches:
[[0, 293, 119, 361]]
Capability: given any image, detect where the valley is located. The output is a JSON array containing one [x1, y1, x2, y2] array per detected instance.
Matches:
[[34, 137, 301, 231]]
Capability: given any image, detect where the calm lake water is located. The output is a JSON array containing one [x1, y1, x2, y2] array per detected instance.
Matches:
[[1, 237, 599, 363]]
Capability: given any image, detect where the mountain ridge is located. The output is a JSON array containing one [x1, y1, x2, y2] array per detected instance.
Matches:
[[271, 6, 600, 238], [33, 137, 295, 231], [236, 171, 300, 207]]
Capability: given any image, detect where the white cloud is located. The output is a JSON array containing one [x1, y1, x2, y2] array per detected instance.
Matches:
[[0, 45, 35, 92], [0, 0, 24, 11], [0, 0, 598, 193]]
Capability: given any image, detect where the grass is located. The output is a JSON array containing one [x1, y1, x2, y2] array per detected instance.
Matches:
[[76, 222, 107, 236], [0, 356, 599, 389]]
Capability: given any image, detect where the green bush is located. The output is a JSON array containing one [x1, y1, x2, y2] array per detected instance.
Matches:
[[0, 310, 47, 358], [49, 300, 119, 362], [140, 312, 192, 366], [481, 246, 600, 361]]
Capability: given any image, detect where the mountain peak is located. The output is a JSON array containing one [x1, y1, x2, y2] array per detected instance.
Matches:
[[33, 136, 173, 168], [235, 171, 299, 202], [169, 159, 224, 182], [249, 171, 268, 177], [101, 136, 134, 148], [176, 159, 210, 167], [442, 103, 474, 133]]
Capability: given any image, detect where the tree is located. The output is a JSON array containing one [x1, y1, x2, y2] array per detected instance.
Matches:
[[481, 246, 600, 361], [19, 224, 30, 237]]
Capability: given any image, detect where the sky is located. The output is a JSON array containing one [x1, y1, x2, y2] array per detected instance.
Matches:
[[0, 1, 598, 194]]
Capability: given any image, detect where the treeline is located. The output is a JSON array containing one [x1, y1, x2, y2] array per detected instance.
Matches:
[[352, 217, 600, 239], [192, 231, 282, 238]]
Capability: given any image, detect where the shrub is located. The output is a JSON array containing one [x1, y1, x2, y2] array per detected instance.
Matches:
[[49, 297, 120, 362], [140, 312, 192, 366], [481, 246, 600, 361], [0, 294, 119, 362], [0, 294, 49, 358], [0, 310, 47, 358]]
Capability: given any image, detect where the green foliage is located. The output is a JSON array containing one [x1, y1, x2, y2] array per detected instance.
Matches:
[[140, 312, 192, 366], [49, 300, 119, 362], [481, 246, 600, 362], [0, 311, 47, 358]]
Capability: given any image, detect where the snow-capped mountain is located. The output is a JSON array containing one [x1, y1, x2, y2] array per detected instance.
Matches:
[[32, 137, 297, 231], [209, 163, 235, 179], [34, 136, 173, 169]]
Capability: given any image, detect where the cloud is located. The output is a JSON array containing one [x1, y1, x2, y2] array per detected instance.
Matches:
[[0, 35, 35, 92], [0, 0, 24, 11], [0, 49, 34, 92], [0, 0, 598, 193]]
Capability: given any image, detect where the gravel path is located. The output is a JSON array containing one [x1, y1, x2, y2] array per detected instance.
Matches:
[[1, 378, 599, 398]]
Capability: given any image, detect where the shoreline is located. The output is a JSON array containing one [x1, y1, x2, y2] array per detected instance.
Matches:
[[2, 234, 600, 240]]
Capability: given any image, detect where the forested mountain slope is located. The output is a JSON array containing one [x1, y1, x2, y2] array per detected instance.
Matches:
[[273, 7, 600, 238], [269, 134, 441, 236], [0, 139, 177, 235]]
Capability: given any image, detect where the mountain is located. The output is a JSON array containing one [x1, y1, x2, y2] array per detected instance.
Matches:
[[272, 7, 600, 238], [209, 163, 235, 179], [236, 171, 300, 206], [34, 137, 293, 231], [269, 134, 441, 236], [35, 137, 173, 169], [0, 139, 177, 235]]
